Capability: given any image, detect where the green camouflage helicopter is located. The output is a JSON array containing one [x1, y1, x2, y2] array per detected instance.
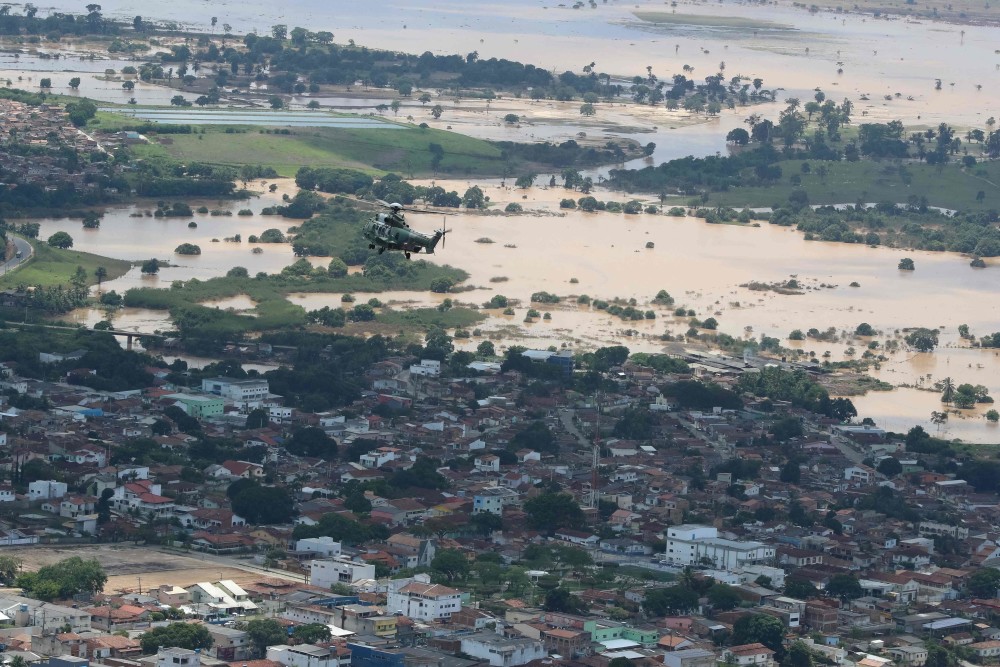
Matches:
[[363, 200, 449, 259]]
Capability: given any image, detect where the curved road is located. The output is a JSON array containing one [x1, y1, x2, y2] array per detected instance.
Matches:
[[0, 235, 33, 276]]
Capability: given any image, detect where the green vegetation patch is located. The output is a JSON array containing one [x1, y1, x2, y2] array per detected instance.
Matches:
[[0, 241, 132, 289], [105, 118, 506, 178], [123, 256, 468, 339], [707, 159, 1000, 212], [633, 11, 792, 30], [376, 306, 486, 330]]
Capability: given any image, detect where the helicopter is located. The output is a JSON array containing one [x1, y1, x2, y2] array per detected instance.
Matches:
[[362, 200, 449, 260]]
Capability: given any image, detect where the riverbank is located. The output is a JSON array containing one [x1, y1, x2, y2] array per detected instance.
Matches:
[[0, 240, 132, 289]]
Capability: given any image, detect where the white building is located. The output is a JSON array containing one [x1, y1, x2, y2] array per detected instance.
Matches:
[[309, 557, 377, 588], [156, 647, 201, 667], [296, 536, 343, 558], [28, 480, 68, 501], [460, 632, 546, 667], [664, 524, 774, 569], [386, 578, 462, 621], [409, 359, 441, 377], [473, 487, 520, 515], [359, 447, 400, 469], [185, 581, 257, 614], [267, 644, 343, 667], [201, 377, 270, 402]]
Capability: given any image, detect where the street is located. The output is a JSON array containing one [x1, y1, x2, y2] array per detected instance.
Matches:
[[0, 235, 33, 276]]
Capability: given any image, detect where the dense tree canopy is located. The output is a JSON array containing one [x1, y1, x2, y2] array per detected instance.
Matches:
[[140, 622, 213, 654], [17, 557, 106, 601]]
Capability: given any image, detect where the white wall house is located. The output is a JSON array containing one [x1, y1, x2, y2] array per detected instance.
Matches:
[[664, 524, 775, 569], [267, 645, 343, 667], [309, 557, 377, 588], [296, 536, 342, 558], [28, 480, 68, 501], [460, 632, 546, 667], [386, 580, 462, 621], [156, 647, 201, 667]]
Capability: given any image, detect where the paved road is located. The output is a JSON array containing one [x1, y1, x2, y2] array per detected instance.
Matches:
[[0, 235, 33, 276]]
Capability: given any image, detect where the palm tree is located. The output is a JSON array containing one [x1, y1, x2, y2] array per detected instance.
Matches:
[[941, 377, 955, 404]]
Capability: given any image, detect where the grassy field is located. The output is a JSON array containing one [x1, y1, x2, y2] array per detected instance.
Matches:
[[0, 241, 132, 288], [97, 114, 507, 177], [705, 159, 1000, 211]]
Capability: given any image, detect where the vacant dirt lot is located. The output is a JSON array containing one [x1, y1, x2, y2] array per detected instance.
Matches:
[[6, 545, 304, 594]]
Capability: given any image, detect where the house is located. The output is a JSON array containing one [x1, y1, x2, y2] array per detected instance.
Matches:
[[541, 628, 591, 656], [459, 632, 546, 667], [472, 487, 519, 515], [59, 495, 97, 518], [207, 624, 250, 661], [722, 644, 776, 667], [969, 642, 1000, 660], [309, 557, 377, 588], [267, 645, 343, 667], [662, 648, 718, 667], [886, 646, 928, 666], [28, 480, 68, 501], [844, 465, 877, 485], [555, 529, 600, 548], [386, 578, 462, 621], [220, 460, 265, 479], [474, 454, 501, 473], [156, 647, 201, 667]]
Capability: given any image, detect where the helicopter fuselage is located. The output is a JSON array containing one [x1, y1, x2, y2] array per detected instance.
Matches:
[[363, 214, 443, 257]]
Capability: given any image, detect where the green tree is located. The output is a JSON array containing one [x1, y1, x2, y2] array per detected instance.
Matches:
[[0, 555, 21, 585], [905, 328, 939, 352], [94, 266, 108, 285], [431, 549, 470, 582], [523, 492, 585, 532], [243, 619, 285, 658], [141, 258, 160, 275], [47, 231, 74, 248], [231, 486, 295, 524], [968, 567, 1000, 598], [642, 586, 699, 616], [16, 557, 106, 601], [544, 587, 587, 613], [286, 426, 338, 459], [139, 622, 213, 654], [876, 457, 902, 477], [784, 577, 818, 599], [825, 574, 863, 601], [462, 186, 487, 209], [68, 77, 81, 89], [732, 613, 785, 653], [707, 583, 742, 611], [292, 623, 331, 644], [245, 408, 269, 429], [898, 257, 915, 270]]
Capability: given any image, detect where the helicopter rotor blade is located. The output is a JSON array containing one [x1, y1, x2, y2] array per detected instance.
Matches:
[[375, 199, 392, 208]]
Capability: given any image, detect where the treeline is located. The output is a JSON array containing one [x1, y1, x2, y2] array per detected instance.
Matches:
[[0, 8, 119, 37], [736, 366, 857, 421], [608, 144, 784, 194], [0, 328, 158, 391], [775, 203, 1000, 257]]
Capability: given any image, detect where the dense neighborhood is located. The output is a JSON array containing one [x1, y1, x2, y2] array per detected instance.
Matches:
[[1, 341, 999, 667]]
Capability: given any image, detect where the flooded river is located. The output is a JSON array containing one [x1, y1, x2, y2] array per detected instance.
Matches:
[[40, 183, 1000, 442], [19, 0, 1000, 440]]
